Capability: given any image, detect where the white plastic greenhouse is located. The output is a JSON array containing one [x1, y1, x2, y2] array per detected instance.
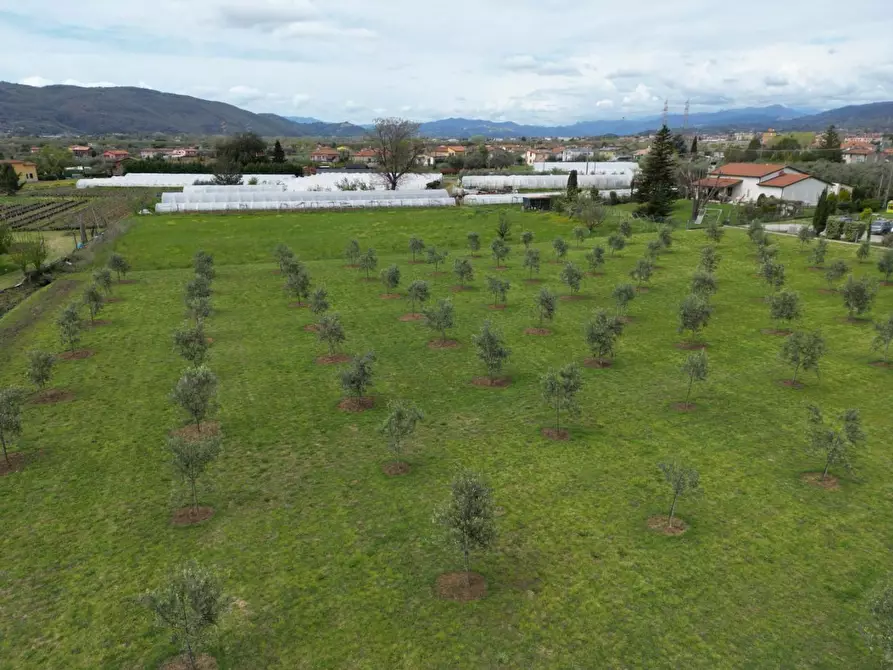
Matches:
[[460, 174, 633, 191], [155, 197, 456, 213], [531, 161, 639, 175], [78, 172, 443, 191], [162, 189, 449, 204]]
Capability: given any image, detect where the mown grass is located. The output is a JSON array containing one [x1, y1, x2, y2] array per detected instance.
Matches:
[[1, 206, 893, 668]]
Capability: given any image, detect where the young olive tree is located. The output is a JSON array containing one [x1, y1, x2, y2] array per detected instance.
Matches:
[[186, 275, 212, 302], [487, 277, 510, 307], [380, 264, 401, 294], [810, 238, 829, 267], [340, 351, 376, 401], [426, 246, 449, 273], [473, 320, 511, 382], [174, 322, 210, 367], [107, 253, 131, 282], [317, 313, 346, 355], [186, 296, 212, 324], [872, 313, 893, 363], [467, 231, 481, 257], [423, 298, 455, 343], [657, 224, 673, 249], [520, 230, 534, 249], [586, 246, 605, 273], [705, 219, 724, 243], [534, 287, 557, 327], [842, 275, 878, 319], [140, 561, 229, 670], [613, 283, 636, 317], [274, 243, 295, 272], [658, 462, 701, 527], [359, 248, 379, 279], [645, 239, 663, 261], [92, 268, 113, 296], [878, 249, 893, 282], [344, 239, 361, 266], [490, 238, 510, 268], [309, 286, 329, 317], [379, 400, 424, 461], [619, 219, 633, 239], [572, 226, 587, 247], [608, 233, 626, 256], [170, 366, 218, 433], [496, 212, 512, 241], [523, 247, 541, 279], [865, 583, 893, 665], [453, 258, 474, 287], [406, 280, 430, 315], [680, 350, 708, 404], [805, 404, 865, 481], [83, 283, 105, 323], [552, 237, 569, 262], [0, 387, 24, 468], [630, 257, 654, 287], [168, 433, 222, 513], [540, 363, 583, 435], [678, 294, 713, 341], [194, 250, 215, 281], [699, 246, 721, 274], [779, 330, 826, 384], [856, 239, 872, 263], [409, 236, 426, 263], [747, 220, 766, 244], [285, 265, 312, 305], [560, 262, 584, 294], [768, 290, 802, 328], [585, 309, 624, 362], [797, 225, 814, 249], [26, 351, 55, 391], [433, 470, 496, 583], [57, 303, 83, 352], [824, 259, 848, 290], [691, 270, 717, 298]]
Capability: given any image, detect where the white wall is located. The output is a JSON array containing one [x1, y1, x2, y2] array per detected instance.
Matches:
[[757, 178, 827, 206]]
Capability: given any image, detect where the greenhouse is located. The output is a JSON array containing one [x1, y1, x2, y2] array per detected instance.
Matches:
[[160, 189, 450, 205], [530, 161, 639, 175], [460, 173, 633, 191], [155, 197, 456, 213], [78, 172, 443, 191]]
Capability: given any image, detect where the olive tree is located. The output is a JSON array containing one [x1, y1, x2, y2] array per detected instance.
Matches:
[[520, 230, 534, 249], [523, 247, 541, 279], [309, 286, 329, 316], [534, 287, 557, 327], [699, 246, 721, 274], [691, 270, 717, 298], [186, 296, 212, 324], [586, 246, 605, 273], [359, 248, 379, 279], [409, 236, 426, 262], [797, 225, 814, 249], [453, 258, 474, 287], [810, 238, 828, 267], [274, 243, 295, 272], [805, 404, 864, 481], [560, 262, 584, 295], [92, 268, 113, 296], [760, 261, 786, 291], [872, 313, 893, 363], [473, 320, 511, 382], [340, 351, 376, 401], [186, 275, 212, 302], [878, 249, 893, 282], [0, 387, 24, 468], [140, 561, 229, 670], [496, 212, 512, 241], [490, 238, 510, 268], [658, 462, 700, 527], [613, 283, 636, 317], [842, 275, 878, 319], [433, 470, 496, 583], [57, 303, 83, 352], [194, 250, 215, 281], [423, 298, 455, 343], [467, 231, 481, 257], [657, 224, 673, 249], [865, 583, 893, 665], [824, 259, 848, 290], [540, 363, 583, 435], [83, 283, 105, 323], [768, 290, 802, 328], [26, 351, 55, 391], [406, 280, 430, 315], [779, 330, 826, 384], [168, 433, 222, 513], [705, 219, 724, 243], [630, 257, 654, 287], [426, 247, 449, 273], [747, 220, 766, 244], [585, 309, 624, 362], [645, 239, 663, 261], [552, 237, 569, 262], [380, 264, 401, 293], [680, 350, 708, 404], [173, 323, 210, 366], [285, 265, 312, 305], [107, 253, 131, 281], [608, 233, 626, 256], [317, 313, 346, 355], [678, 294, 713, 341], [857, 239, 872, 263], [619, 219, 633, 239], [487, 277, 510, 307], [379, 400, 424, 461], [170, 366, 218, 433], [344, 239, 361, 266], [572, 226, 587, 247]]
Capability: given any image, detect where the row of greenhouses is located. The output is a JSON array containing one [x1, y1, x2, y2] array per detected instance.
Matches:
[[78, 172, 443, 191], [160, 189, 449, 204], [155, 197, 456, 213], [460, 173, 633, 190], [530, 161, 639, 175]]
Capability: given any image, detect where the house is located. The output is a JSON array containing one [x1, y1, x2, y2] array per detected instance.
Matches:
[[560, 147, 595, 162], [695, 163, 830, 205], [842, 146, 877, 164], [633, 148, 650, 161], [0, 160, 38, 183], [351, 148, 377, 165], [102, 150, 130, 160], [140, 148, 165, 159], [30, 146, 40, 154], [310, 147, 340, 163], [760, 129, 778, 144], [416, 154, 436, 167], [169, 147, 199, 160], [69, 145, 92, 158], [524, 148, 553, 165]]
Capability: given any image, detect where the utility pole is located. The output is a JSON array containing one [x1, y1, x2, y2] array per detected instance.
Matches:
[[662, 99, 668, 128]]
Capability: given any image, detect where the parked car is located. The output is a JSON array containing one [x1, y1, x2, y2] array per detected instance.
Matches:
[[871, 218, 892, 235]]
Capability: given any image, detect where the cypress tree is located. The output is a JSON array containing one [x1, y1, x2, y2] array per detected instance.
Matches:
[[690, 136, 698, 155], [744, 136, 761, 162], [272, 140, 285, 163], [0, 164, 21, 195], [566, 170, 579, 199], [812, 188, 830, 235], [635, 125, 676, 219], [820, 125, 842, 163]]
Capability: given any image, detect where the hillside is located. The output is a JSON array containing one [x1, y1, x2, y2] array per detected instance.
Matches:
[[777, 101, 893, 131], [0, 82, 366, 137]]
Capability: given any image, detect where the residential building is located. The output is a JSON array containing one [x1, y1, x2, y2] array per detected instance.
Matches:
[[102, 150, 130, 160], [416, 154, 436, 167], [633, 148, 650, 161], [140, 148, 165, 159], [351, 148, 377, 164], [760, 129, 778, 144], [694, 163, 830, 205], [524, 148, 553, 165], [30, 146, 40, 154], [169, 148, 199, 160], [560, 147, 595, 162], [0, 159, 38, 183], [842, 146, 877, 164], [310, 147, 340, 163], [69, 145, 92, 158]]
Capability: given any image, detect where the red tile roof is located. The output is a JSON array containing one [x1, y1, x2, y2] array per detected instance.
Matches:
[[694, 177, 742, 189], [843, 147, 874, 155], [759, 173, 812, 188], [710, 163, 785, 178]]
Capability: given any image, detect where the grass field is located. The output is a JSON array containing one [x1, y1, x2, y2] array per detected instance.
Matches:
[[2, 206, 893, 668]]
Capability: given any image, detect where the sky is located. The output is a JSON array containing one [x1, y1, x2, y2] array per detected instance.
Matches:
[[2, 0, 892, 125]]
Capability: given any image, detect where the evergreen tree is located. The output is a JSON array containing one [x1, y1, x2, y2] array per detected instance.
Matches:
[[272, 140, 286, 163], [0, 164, 21, 195], [690, 136, 698, 155], [820, 125, 842, 163], [635, 125, 676, 219], [566, 170, 579, 199], [743, 136, 761, 162], [812, 188, 830, 235]]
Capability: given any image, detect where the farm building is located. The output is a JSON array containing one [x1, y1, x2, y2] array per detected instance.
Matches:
[[695, 163, 830, 206], [0, 159, 38, 183]]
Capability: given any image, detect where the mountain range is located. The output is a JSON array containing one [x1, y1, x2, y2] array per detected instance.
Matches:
[[1, 81, 891, 138]]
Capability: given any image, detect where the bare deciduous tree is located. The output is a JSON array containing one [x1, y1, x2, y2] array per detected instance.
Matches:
[[370, 117, 424, 190]]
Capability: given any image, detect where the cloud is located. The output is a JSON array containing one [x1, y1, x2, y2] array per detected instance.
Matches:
[[764, 75, 789, 87], [20, 76, 54, 87], [273, 22, 375, 39], [20, 76, 118, 88], [501, 55, 580, 77], [218, 1, 319, 29]]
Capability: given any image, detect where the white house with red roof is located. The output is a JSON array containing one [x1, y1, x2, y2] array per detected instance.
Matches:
[[695, 163, 830, 206]]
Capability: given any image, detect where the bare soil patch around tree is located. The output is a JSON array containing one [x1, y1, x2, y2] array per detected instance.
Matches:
[[761, 328, 792, 336], [491, 266, 510, 272], [171, 506, 215, 526], [171, 422, 221, 441], [635, 286, 651, 293], [303, 324, 319, 333], [450, 285, 474, 293], [560, 294, 587, 301], [118, 279, 139, 285], [870, 360, 892, 368], [380, 293, 401, 300], [471, 377, 511, 388], [671, 402, 696, 412], [618, 315, 635, 324], [85, 319, 111, 328], [647, 515, 687, 535], [58, 349, 95, 361], [430, 271, 448, 278], [338, 396, 375, 412], [524, 327, 552, 336], [407, 259, 426, 265], [428, 339, 459, 349], [837, 316, 872, 325], [801, 472, 840, 490], [0, 453, 26, 477], [817, 288, 837, 295], [524, 277, 544, 284], [675, 342, 708, 351], [317, 353, 352, 365], [587, 271, 605, 277], [399, 313, 423, 322], [205, 337, 215, 344], [161, 653, 218, 670], [105, 296, 124, 304], [289, 302, 308, 309], [487, 304, 508, 311], [584, 358, 613, 369], [382, 461, 410, 476], [541, 427, 569, 441], [29, 388, 74, 405], [778, 379, 804, 390], [435, 572, 487, 601]]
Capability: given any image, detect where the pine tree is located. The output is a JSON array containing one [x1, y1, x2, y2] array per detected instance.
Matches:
[[820, 125, 842, 163], [635, 125, 676, 219], [0, 164, 21, 195], [272, 140, 285, 163]]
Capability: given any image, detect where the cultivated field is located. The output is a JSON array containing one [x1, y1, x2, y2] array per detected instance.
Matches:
[[1, 206, 892, 668]]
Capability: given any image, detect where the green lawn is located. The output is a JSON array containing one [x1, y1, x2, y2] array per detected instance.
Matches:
[[2, 207, 893, 668]]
